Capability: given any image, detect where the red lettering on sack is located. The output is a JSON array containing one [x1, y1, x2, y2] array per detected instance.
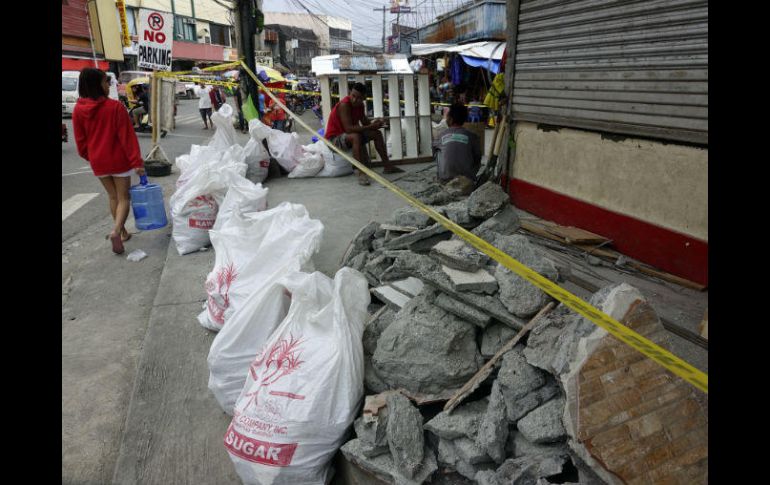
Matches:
[[269, 391, 305, 400], [224, 424, 298, 466], [189, 218, 215, 229], [259, 160, 270, 168]]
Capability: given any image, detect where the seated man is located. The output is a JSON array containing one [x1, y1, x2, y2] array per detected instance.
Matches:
[[324, 82, 404, 186], [131, 85, 150, 128], [433, 103, 482, 186]]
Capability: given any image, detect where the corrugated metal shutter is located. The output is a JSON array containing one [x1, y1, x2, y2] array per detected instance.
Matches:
[[512, 0, 708, 144]]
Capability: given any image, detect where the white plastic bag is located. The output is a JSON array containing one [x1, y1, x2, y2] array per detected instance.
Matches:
[[212, 178, 269, 231], [248, 118, 273, 141], [315, 150, 353, 177], [210, 103, 238, 151], [287, 148, 324, 179], [243, 138, 270, 184], [267, 129, 303, 173], [224, 268, 369, 484], [197, 202, 323, 331]]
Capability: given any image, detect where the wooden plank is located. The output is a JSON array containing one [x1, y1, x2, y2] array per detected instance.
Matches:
[[443, 302, 555, 413], [544, 225, 609, 245], [379, 223, 418, 233]]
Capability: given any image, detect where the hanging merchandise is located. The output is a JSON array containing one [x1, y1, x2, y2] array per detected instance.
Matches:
[[483, 73, 506, 111], [450, 55, 463, 86]]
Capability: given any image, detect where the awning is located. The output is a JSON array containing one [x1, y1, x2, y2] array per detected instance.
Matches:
[[62, 57, 110, 71], [410, 41, 506, 61], [461, 55, 500, 74]]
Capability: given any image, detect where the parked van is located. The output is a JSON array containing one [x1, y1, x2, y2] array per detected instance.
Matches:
[[62, 70, 119, 117]]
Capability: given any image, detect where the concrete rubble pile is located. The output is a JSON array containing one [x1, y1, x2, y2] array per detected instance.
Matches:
[[339, 181, 611, 484]]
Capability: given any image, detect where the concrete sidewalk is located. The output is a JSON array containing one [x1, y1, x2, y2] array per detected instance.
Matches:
[[111, 164, 426, 483]]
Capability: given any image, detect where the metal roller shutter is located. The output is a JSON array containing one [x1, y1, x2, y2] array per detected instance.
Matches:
[[512, 0, 708, 144]]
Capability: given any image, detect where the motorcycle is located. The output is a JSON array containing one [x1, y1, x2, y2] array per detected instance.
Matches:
[[128, 105, 167, 138]]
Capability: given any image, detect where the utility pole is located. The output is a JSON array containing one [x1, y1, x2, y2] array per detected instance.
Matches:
[[234, 0, 262, 110], [373, 4, 388, 53]]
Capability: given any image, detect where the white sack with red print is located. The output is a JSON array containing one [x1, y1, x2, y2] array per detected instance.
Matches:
[[212, 178, 268, 232], [209, 103, 239, 151], [170, 149, 247, 256], [197, 202, 323, 331], [266, 129, 303, 173], [225, 268, 369, 484]]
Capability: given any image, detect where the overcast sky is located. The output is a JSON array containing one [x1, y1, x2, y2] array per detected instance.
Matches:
[[262, 0, 472, 48]]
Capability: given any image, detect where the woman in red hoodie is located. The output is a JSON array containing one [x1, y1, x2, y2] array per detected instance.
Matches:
[[73, 68, 145, 254]]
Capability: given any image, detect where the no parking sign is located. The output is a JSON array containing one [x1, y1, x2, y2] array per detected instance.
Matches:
[[138, 9, 173, 70]]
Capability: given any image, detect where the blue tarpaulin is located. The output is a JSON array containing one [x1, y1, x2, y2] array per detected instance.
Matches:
[[461, 55, 500, 74]]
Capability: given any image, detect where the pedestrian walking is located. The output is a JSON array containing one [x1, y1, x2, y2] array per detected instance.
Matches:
[[72, 67, 145, 255], [194, 82, 213, 129]]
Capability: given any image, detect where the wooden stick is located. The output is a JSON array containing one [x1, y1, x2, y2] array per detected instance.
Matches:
[[443, 302, 555, 413]]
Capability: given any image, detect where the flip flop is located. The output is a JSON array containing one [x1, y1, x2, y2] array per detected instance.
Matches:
[[383, 166, 405, 174], [121, 233, 132, 243], [110, 233, 125, 255]]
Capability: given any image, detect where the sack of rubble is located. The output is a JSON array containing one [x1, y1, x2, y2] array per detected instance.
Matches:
[[197, 202, 323, 331], [287, 143, 326, 179], [224, 268, 369, 484], [175, 144, 222, 189], [211, 177, 268, 232], [315, 149, 353, 178], [243, 119, 273, 183], [170, 151, 247, 255], [209, 103, 239, 151], [266, 128, 303, 173]]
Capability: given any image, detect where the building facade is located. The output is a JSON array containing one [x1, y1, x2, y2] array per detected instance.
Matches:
[[122, 0, 238, 72], [62, 0, 111, 70], [263, 12, 352, 57], [263, 24, 318, 76]]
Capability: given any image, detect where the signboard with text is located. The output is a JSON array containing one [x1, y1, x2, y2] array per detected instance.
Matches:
[[137, 9, 173, 71]]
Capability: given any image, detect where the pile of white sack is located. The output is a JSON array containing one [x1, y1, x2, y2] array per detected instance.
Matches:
[[171, 104, 372, 484]]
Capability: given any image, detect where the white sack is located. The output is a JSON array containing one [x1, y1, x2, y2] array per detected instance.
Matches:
[[197, 202, 323, 331], [209, 104, 239, 151], [224, 268, 369, 484], [315, 150, 353, 177], [243, 137, 270, 184], [212, 178, 269, 232], [248, 118, 273, 141], [267, 130, 303, 173], [287, 150, 324, 179]]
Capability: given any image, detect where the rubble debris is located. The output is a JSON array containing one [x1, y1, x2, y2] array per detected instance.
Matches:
[[480, 323, 517, 358], [380, 223, 419, 233], [430, 239, 489, 272], [372, 291, 482, 394], [470, 204, 520, 242], [506, 431, 569, 459], [433, 292, 492, 328], [474, 469, 501, 485], [494, 453, 572, 484], [365, 253, 398, 287], [340, 439, 438, 485], [425, 398, 488, 441], [363, 307, 396, 355], [454, 437, 493, 465], [388, 206, 434, 229], [354, 416, 389, 458], [516, 397, 568, 444], [386, 393, 425, 478], [467, 182, 509, 219], [409, 232, 454, 253], [384, 223, 450, 250], [434, 200, 478, 228], [371, 285, 412, 311], [348, 251, 370, 272], [342, 221, 380, 264], [390, 277, 425, 297], [365, 356, 391, 393], [442, 265, 499, 294], [505, 379, 560, 424], [476, 380, 508, 464], [436, 438, 496, 481], [444, 175, 476, 198]]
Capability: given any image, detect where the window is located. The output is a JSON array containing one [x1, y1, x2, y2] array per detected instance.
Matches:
[[209, 23, 231, 47], [125, 7, 137, 36], [174, 16, 196, 41]]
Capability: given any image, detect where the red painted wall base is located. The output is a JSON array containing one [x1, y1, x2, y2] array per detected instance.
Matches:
[[505, 177, 708, 287]]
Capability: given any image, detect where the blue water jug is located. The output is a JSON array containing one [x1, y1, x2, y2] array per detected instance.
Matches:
[[130, 175, 168, 230]]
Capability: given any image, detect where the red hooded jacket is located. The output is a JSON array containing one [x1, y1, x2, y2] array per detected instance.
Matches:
[[72, 96, 144, 176]]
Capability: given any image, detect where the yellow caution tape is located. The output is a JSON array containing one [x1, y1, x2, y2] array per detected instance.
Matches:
[[240, 59, 707, 394]]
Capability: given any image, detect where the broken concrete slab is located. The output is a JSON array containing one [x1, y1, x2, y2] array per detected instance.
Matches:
[[390, 277, 425, 297], [454, 437, 491, 465], [365, 355, 391, 394], [340, 439, 438, 485], [354, 417, 390, 458], [493, 234, 559, 318], [365, 253, 398, 286], [413, 182, 456, 206], [407, 231, 453, 253], [517, 397, 568, 444], [372, 292, 482, 394], [506, 431, 570, 459], [470, 204, 521, 242], [433, 292, 492, 328], [380, 223, 419, 233], [444, 175, 476, 198], [477, 380, 508, 464], [424, 398, 488, 441], [442, 265, 498, 294], [364, 307, 397, 355], [475, 469, 501, 485], [381, 252, 526, 330], [467, 182, 509, 219], [434, 200, 478, 228], [496, 347, 549, 422], [430, 239, 489, 272], [342, 221, 381, 266], [385, 224, 450, 250], [386, 393, 425, 479], [480, 323, 517, 358], [437, 438, 495, 481], [388, 206, 434, 229], [495, 453, 571, 484], [505, 379, 561, 423], [348, 250, 370, 272], [371, 285, 412, 311]]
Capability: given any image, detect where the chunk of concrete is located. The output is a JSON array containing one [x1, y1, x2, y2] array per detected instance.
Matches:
[[437, 438, 495, 481], [424, 398, 488, 440], [505, 379, 561, 423], [388, 206, 433, 229], [475, 469, 502, 485], [365, 355, 391, 393], [480, 323, 518, 358], [434, 292, 492, 328], [517, 397, 568, 444], [342, 221, 381, 266], [445, 175, 476, 198], [382, 252, 526, 330], [470, 204, 520, 241], [408, 231, 453, 253], [386, 393, 425, 479], [493, 234, 558, 318], [477, 380, 508, 464], [390, 277, 425, 297], [365, 253, 398, 286], [506, 431, 570, 458], [371, 285, 412, 311], [430, 239, 489, 272], [347, 250, 370, 272], [341, 438, 438, 485], [495, 453, 571, 484], [467, 182, 509, 219], [354, 417, 389, 458], [443, 265, 498, 294], [372, 292, 482, 394], [435, 200, 478, 228], [496, 348, 549, 422], [385, 223, 450, 250], [364, 307, 397, 355], [454, 437, 491, 465]]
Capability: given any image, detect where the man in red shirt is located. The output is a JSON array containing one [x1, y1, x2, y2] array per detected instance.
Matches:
[[325, 82, 403, 185]]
